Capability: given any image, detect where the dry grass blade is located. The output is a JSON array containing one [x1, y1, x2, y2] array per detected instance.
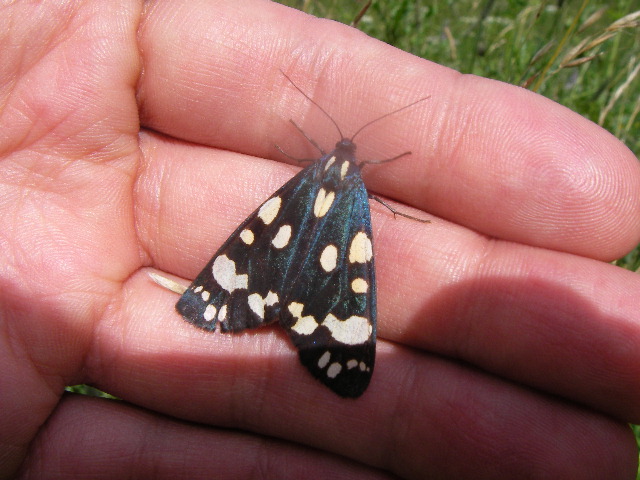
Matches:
[[578, 6, 608, 33], [558, 9, 637, 71], [530, 41, 555, 66], [581, 32, 616, 53], [531, 0, 589, 92], [149, 271, 188, 295], [559, 32, 615, 68], [625, 98, 640, 140], [444, 25, 457, 61], [606, 10, 640, 31], [561, 53, 602, 68], [351, 0, 372, 27], [521, 72, 539, 89], [599, 59, 640, 125], [559, 36, 591, 66]]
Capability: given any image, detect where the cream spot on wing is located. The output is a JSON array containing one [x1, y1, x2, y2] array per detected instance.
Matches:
[[201, 290, 210, 302], [240, 229, 254, 245], [248, 291, 279, 320], [313, 188, 335, 217], [258, 197, 281, 225], [265, 291, 279, 306], [359, 362, 368, 371], [248, 293, 265, 319], [193, 286, 203, 293], [322, 314, 372, 345], [271, 224, 292, 249], [346, 359, 358, 369], [212, 255, 248, 293], [319, 244, 338, 272], [351, 278, 368, 293], [318, 351, 331, 369], [340, 161, 349, 179], [349, 232, 372, 264], [218, 304, 228, 322], [288, 302, 319, 335], [203, 304, 217, 322], [327, 362, 342, 378], [324, 156, 336, 171]]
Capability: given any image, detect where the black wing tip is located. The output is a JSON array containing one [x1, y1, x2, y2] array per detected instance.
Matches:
[[176, 291, 218, 332], [296, 343, 375, 398], [332, 377, 372, 398], [314, 365, 373, 398]]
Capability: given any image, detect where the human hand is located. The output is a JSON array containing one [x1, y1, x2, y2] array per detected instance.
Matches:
[[2, 1, 639, 479]]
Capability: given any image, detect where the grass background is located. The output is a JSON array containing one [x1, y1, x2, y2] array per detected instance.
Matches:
[[70, 0, 640, 475], [274, 0, 640, 474]]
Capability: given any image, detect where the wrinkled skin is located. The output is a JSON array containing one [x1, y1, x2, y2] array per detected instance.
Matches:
[[2, 1, 640, 479]]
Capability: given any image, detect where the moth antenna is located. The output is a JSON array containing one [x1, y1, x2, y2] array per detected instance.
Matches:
[[281, 70, 430, 144], [280, 69, 345, 139], [350, 96, 431, 142]]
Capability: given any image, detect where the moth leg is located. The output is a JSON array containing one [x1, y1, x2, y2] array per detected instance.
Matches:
[[275, 144, 315, 166], [276, 119, 326, 165], [368, 194, 430, 223], [359, 151, 411, 168]]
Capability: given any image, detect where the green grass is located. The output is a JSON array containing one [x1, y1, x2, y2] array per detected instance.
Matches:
[[277, 0, 640, 474], [65, 384, 118, 399]]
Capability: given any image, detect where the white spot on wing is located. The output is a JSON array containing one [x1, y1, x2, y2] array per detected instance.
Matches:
[[318, 351, 331, 369], [248, 291, 279, 320], [349, 232, 372, 264], [265, 291, 279, 306], [258, 197, 281, 225], [319, 244, 338, 272], [218, 304, 228, 322], [288, 302, 319, 335], [271, 224, 292, 249], [313, 188, 335, 217], [203, 304, 217, 322], [322, 313, 372, 345], [340, 161, 349, 179], [327, 362, 342, 378], [248, 293, 265, 319], [194, 286, 203, 293], [351, 278, 368, 293], [212, 255, 248, 293], [324, 156, 336, 171], [240, 229, 254, 245]]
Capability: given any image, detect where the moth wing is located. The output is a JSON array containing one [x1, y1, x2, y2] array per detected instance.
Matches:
[[176, 160, 329, 333], [176, 155, 376, 397], [279, 171, 376, 398]]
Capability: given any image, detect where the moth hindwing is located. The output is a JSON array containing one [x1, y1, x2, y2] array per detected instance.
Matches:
[[175, 76, 427, 398], [176, 139, 375, 398]]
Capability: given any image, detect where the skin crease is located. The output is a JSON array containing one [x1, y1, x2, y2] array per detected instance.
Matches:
[[1, 0, 640, 478]]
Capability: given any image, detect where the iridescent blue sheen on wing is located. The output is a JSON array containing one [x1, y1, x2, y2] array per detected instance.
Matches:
[[176, 139, 376, 397]]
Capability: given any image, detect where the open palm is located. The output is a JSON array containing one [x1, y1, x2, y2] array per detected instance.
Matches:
[[2, 1, 640, 479]]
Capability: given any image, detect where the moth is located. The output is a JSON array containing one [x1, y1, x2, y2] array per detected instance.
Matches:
[[154, 73, 428, 397]]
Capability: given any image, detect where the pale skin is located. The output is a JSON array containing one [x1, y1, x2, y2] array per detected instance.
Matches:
[[2, 1, 640, 479]]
